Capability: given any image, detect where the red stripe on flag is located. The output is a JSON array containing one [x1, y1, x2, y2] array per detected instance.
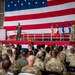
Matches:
[[3, 21, 74, 31], [47, 0, 75, 6], [4, 8, 75, 21]]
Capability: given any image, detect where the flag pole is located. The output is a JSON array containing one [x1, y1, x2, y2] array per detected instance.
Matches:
[[60, 33, 61, 41], [51, 33, 52, 41]]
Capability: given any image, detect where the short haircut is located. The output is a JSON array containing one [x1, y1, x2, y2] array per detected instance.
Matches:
[[2, 59, 11, 70], [21, 50, 27, 57], [7, 49, 12, 55], [2, 54, 9, 61], [50, 50, 57, 57], [27, 55, 35, 63]]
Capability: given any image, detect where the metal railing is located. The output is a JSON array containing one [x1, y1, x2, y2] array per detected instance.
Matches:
[[7, 33, 70, 41]]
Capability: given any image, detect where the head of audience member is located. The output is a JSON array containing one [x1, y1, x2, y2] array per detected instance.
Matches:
[[41, 44, 45, 49], [9, 44, 14, 48], [5, 42, 9, 47], [70, 45, 75, 54], [36, 51, 46, 61], [50, 50, 58, 58], [59, 46, 63, 51], [37, 45, 41, 51], [27, 55, 35, 67], [28, 44, 33, 51], [2, 59, 11, 72], [7, 49, 13, 56], [54, 46, 60, 54], [63, 44, 67, 50], [2, 54, 9, 61], [21, 50, 28, 58], [34, 49, 38, 56], [46, 45, 51, 53], [51, 44, 55, 50]]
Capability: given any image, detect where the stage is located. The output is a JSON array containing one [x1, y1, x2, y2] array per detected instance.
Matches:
[[0, 40, 75, 46]]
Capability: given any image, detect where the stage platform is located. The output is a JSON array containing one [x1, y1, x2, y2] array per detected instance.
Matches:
[[0, 40, 75, 46]]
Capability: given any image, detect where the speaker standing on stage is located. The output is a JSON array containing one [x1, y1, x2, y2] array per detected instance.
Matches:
[[16, 23, 22, 41]]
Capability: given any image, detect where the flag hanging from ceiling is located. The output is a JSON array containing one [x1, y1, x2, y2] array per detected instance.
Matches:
[[3, 0, 75, 37]]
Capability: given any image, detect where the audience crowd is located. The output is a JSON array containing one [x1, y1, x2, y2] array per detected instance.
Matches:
[[0, 42, 75, 75]]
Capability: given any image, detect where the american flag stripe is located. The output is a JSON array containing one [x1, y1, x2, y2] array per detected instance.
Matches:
[[4, 8, 75, 21], [3, 0, 75, 36], [47, 0, 75, 6], [4, 14, 75, 26], [7, 27, 69, 36], [3, 21, 74, 31]]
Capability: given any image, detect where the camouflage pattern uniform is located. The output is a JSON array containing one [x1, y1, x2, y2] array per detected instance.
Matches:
[[9, 54, 15, 63], [71, 23, 75, 41], [66, 52, 75, 66], [57, 52, 66, 64], [66, 52, 75, 75], [0, 70, 9, 75], [2, 46, 10, 55], [9, 61, 21, 75], [34, 58, 45, 71], [21, 65, 42, 75], [45, 58, 67, 75]]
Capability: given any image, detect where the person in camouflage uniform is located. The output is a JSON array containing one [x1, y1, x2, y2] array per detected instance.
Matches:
[[21, 55, 42, 75], [45, 50, 67, 75], [7, 49, 15, 63], [0, 59, 11, 75], [2, 43, 10, 55], [66, 45, 75, 66], [70, 22, 75, 41], [34, 51, 46, 71], [9, 61, 21, 75]]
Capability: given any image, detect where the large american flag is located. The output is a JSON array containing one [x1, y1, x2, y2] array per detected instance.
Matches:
[[3, 0, 75, 37]]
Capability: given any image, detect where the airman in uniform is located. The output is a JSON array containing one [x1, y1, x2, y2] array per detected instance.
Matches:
[[66, 45, 75, 66], [34, 51, 46, 71], [70, 22, 75, 41], [45, 50, 67, 75], [21, 55, 42, 75]]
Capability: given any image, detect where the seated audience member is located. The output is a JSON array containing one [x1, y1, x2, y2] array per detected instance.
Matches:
[[0, 59, 11, 75], [45, 45, 51, 58], [16, 50, 28, 68], [61, 45, 68, 55], [1, 54, 21, 75], [2, 54, 9, 61], [66, 45, 75, 66], [2, 43, 10, 55], [34, 51, 46, 71], [7, 49, 15, 63], [28, 45, 33, 51], [45, 50, 67, 75], [0, 54, 9, 67], [21, 55, 42, 75], [37, 45, 41, 51], [41, 44, 45, 51]]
